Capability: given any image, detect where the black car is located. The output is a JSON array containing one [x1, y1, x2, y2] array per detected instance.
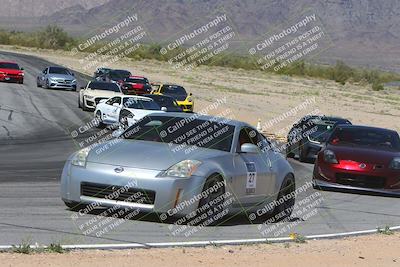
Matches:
[[286, 115, 352, 162], [143, 94, 183, 112], [96, 69, 132, 83], [93, 67, 111, 80]]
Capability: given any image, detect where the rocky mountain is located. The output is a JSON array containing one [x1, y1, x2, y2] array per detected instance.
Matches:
[[2, 0, 400, 72], [0, 0, 111, 17]]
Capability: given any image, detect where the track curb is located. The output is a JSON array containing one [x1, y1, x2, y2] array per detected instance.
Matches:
[[0, 225, 399, 251]]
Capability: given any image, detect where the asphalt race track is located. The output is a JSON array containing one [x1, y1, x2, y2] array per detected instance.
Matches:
[[0, 51, 399, 246]]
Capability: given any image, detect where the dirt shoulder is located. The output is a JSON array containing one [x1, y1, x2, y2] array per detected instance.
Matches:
[[1, 233, 399, 267]]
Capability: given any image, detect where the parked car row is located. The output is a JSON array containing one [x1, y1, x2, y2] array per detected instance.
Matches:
[[286, 115, 400, 197]]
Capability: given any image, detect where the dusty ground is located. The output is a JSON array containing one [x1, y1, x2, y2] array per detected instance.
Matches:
[[2, 45, 399, 137], [1, 233, 399, 267]]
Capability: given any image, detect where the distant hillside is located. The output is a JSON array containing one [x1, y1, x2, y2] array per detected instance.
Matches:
[[2, 0, 400, 72], [0, 0, 110, 17]]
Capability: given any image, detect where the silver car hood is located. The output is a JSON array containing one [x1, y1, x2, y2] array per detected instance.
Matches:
[[48, 74, 74, 79], [87, 140, 229, 170]]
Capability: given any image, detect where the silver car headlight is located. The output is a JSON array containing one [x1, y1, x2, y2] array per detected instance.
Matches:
[[72, 79, 77, 84], [390, 157, 400, 170], [71, 147, 91, 167], [159, 160, 202, 178]]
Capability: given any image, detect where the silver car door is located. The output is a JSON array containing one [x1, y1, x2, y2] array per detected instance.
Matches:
[[257, 134, 278, 197], [231, 127, 269, 207]]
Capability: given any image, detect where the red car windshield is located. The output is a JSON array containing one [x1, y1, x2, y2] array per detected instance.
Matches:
[[329, 127, 400, 150], [125, 78, 148, 84], [0, 62, 20, 70]]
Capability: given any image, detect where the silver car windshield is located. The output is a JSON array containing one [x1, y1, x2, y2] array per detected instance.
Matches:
[[123, 116, 235, 152], [49, 67, 72, 75]]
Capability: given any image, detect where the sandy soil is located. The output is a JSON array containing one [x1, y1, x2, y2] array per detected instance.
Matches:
[[1, 45, 399, 138], [1, 233, 399, 267]]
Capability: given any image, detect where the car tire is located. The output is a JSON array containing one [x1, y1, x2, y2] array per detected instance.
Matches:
[[82, 97, 89, 111], [272, 174, 296, 221], [298, 142, 308, 162], [19, 79, 24, 84], [119, 111, 130, 128], [95, 111, 105, 128], [286, 144, 295, 158], [43, 79, 49, 89], [36, 79, 42, 87], [64, 201, 88, 212], [78, 96, 82, 108], [196, 173, 227, 226]]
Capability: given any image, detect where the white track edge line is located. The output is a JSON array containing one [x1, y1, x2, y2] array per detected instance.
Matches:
[[0, 225, 399, 250]]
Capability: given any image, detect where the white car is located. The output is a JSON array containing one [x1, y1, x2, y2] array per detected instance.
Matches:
[[94, 95, 166, 128], [79, 81, 123, 111]]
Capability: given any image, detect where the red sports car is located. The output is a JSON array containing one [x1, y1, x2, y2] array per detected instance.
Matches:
[[0, 61, 24, 84], [121, 76, 152, 95], [313, 125, 400, 196]]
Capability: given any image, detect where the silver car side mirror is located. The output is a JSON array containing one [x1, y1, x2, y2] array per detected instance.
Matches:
[[240, 143, 260, 154]]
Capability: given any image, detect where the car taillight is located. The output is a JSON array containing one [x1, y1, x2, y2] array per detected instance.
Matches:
[[323, 149, 338, 164]]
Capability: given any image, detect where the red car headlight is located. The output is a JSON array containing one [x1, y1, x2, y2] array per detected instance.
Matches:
[[323, 149, 338, 164], [390, 157, 400, 170]]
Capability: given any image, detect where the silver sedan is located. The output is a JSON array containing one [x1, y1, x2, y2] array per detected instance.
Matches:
[[37, 66, 77, 91], [61, 113, 296, 222]]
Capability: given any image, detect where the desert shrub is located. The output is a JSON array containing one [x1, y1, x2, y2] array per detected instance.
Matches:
[[372, 82, 384, 91], [0, 26, 398, 87]]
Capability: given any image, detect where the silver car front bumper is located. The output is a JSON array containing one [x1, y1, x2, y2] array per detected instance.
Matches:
[[61, 160, 206, 215], [48, 80, 76, 89]]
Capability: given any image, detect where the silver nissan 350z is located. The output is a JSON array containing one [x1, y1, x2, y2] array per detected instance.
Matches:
[[61, 113, 296, 222]]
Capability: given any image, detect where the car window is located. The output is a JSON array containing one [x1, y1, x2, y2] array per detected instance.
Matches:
[[237, 127, 259, 151], [257, 133, 272, 152], [161, 85, 187, 95], [124, 98, 160, 110], [88, 82, 121, 92], [106, 97, 121, 105], [0, 62, 20, 69], [106, 98, 114, 105], [48, 67, 71, 75], [123, 116, 235, 152], [125, 78, 148, 84], [329, 127, 400, 150]]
